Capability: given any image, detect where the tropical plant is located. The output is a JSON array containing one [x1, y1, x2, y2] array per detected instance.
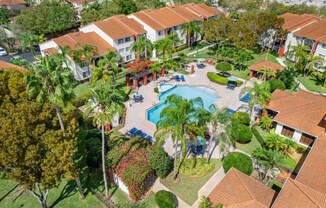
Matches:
[[91, 51, 121, 87], [131, 36, 153, 59], [259, 67, 276, 81], [264, 133, 285, 151], [282, 138, 297, 155], [277, 67, 296, 89], [286, 41, 309, 72], [248, 82, 272, 119], [154, 95, 206, 179], [167, 31, 180, 50], [232, 112, 250, 125], [223, 152, 253, 175], [21, 34, 40, 57], [181, 21, 201, 47], [215, 61, 232, 72], [86, 85, 125, 197], [72, 44, 98, 73], [269, 79, 286, 92], [147, 148, 172, 178], [303, 53, 324, 77], [259, 115, 273, 130], [24, 55, 86, 199], [154, 37, 174, 60], [252, 147, 285, 183], [149, 61, 162, 81]]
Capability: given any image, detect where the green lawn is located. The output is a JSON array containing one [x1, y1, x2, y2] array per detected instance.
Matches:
[[160, 159, 222, 206], [229, 69, 251, 80], [280, 156, 297, 170], [245, 53, 279, 66], [0, 178, 104, 208], [297, 75, 326, 94], [112, 186, 156, 208], [236, 135, 261, 155]]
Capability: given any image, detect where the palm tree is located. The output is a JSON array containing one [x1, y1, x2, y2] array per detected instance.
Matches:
[[86, 85, 125, 197], [264, 133, 285, 152], [259, 67, 276, 81], [21, 34, 39, 57], [154, 37, 174, 60], [181, 21, 201, 47], [167, 32, 180, 51], [303, 53, 324, 77], [25, 55, 86, 200], [154, 95, 205, 179], [91, 51, 121, 87], [252, 148, 285, 183], [130, 36, 153, 59], [282, 138, 296, 155], [71, 44, 98, 75], [248, 82, 272, 120], [149, 61, 161, 81]]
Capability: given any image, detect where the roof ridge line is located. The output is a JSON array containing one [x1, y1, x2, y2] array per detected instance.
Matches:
[[113, 16, 139, 38], [166, 6, 190, 22], [234, 169, 256, 203], [140, 10, 166, 30], [291, 179, 322, 207]]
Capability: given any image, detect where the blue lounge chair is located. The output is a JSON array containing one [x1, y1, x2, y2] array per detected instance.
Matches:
[[139, 94, 144, 101], [240, 93, 252, 103], [191, 145, 198, 155], [198, 145, 204, 154], [133, 130, 142, 136], [181, 75, 185, 82], [128, 127, 137, 134], [145, 135, 152, 140], [140, 132, 147, 137], [176, 75, 180, 82], [225, 108, 236, 118]]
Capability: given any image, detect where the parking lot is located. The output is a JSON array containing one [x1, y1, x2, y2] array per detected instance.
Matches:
[[0, 48, 41, 64]]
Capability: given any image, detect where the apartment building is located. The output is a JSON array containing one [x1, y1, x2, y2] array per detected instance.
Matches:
[[39, 4, 223, 82]]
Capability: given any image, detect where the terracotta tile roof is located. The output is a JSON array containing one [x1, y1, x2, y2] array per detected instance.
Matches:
[[267, 90, 326, 136], [278, 12, 319, 31], [294, 19, 326, 44], [43, 47, 58, 56], [249, 60, 285, 73], [166, 5, 202, 22], [53, 31, 116, 55], [93, 15, 146, 40], [0, 60, 25, 72], [208, 168, 276, 208], [184, 3, 223, 19], [0, 0, 25, 5], [65, 0, 95, 4], [272, 178, 326, 208], [132, 11, 166, 31], [295, 137, 326, 195]]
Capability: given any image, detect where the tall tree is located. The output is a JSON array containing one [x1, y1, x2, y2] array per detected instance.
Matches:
[[24, 55, 86, 199], [21, 34, 41, 57], [248, 82, 272, 119], [131, 36, 153, 59], [86, 85, 125, 197], [154, 37, 174, 60], [259, 67, 276, 81], [181, 21, 201, 47]]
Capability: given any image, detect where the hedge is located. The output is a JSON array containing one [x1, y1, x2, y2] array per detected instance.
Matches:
[[251, 126, 265, 147], [230, 120, 252, 143], [223, 152, 253, 175], [147, 149, 172, 178], [232, 112, 250, 125], [155, 190, 175, 208], [207, 72, 243, 85]]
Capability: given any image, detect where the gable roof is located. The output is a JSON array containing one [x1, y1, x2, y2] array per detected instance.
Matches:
[[0, 0, 25, 5], [208, 168, 276, 208], [53, 31, 116, 56], [249, 60, 285, 73], [267, 90, 326, 137], [184, 3, 222, 19], [294, 19, 326, 44], [278, 13, 319, 31], [295, 137, 326, 195], [93, 15, 146, 40], [0, 60, 25, 72], [272, 178, 326, 208]]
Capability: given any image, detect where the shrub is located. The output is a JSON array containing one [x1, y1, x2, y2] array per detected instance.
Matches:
[[277, 68, 296, 89], [122, 86, 131, 97], [269, 79, 285, 92], [232, 112, 250, 125], [177, 158, 214, 176], [215, 61, 232, 72], [207, 72, 243, 86], [259, 115, 274, 130], [72, 93, 92, 107], [147, 149, 172, 178], [154, 87, 159, 94], [155, 190, 175, 208], [230, 120, 252, 143], [223, 152, 253, 175], [251, 126, 265, 147]]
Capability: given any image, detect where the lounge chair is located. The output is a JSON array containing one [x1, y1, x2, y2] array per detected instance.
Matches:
[[240, 93, 252, 103], [191, 145, 198, 155], [133, 130, 142, 136], [198, 145, 204, 154], [128, 127, 137, 134], [145, 135, 152, 140], [181, 75, 185, 82], [140, 132, 147, 137], [225, 108, 236, 118], [139, 94, 144, 101], [176, 75, 180, 82]]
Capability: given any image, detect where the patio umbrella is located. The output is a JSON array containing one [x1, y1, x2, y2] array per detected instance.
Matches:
[[197, 58, 205, 63], [228, 77, 238, 82]]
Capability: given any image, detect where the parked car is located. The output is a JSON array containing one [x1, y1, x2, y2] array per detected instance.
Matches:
[[196, 63, 205, 69], [217, 72, 231, 77], [0, 47, 7, 56]]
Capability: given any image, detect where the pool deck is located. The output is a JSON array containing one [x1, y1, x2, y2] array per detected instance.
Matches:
[[120, 63, 253, 157]]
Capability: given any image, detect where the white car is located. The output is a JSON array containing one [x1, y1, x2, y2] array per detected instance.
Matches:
[[0, 47, 7, 56]]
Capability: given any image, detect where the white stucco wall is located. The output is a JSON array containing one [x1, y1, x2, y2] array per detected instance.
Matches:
[[113, 173, 129, 195], [128, 14, 158, 43]]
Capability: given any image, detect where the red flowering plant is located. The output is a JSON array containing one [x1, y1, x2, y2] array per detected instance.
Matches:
[[108, 137, 152, 200]]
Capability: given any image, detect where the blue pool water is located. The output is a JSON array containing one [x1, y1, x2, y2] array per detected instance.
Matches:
[[147, 85, 220, 124]]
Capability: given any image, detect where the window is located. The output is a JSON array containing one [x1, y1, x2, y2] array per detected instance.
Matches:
[[126, 47, 130, 52], [119, 48, 124, 54], [281, 126, 295, 138], [300, 133, 315, 146], [126, 55, 132, 61], [158, 31, 162, 36], [118, 39, 124, 44], [319, 53, 325, 58], [322, 43, 326, 49], [125, 37, 130, 42]]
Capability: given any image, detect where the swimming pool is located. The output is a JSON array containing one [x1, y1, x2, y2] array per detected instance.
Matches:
[[147, 85, 220, 124]]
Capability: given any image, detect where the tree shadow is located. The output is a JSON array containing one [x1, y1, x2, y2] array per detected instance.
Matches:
[[49, 180, 77, 208]]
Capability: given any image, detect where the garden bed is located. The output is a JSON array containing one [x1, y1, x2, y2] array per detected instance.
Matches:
[[177, 158, 214, 177], [160, 159, 222, 205], [207, 72, 243, 86]]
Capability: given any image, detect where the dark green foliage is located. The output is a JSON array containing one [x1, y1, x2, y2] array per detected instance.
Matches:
[[77, 129, 102, 168], [154, 87, 159, 94], [0, 8, 9, 25], [230, 120, 252, 143], [114, 0, 138, 14], [216, 42, 253, 61], [147, 149, 172, 178], [277, 68, 296, 89], [15, 0, 78, 36], [251, 126, 265, 147], [215, 61, 232, 72], [232, 112, 250, 125], [269, 79, 285, 92], [223, 152, 253, 175], [207, 72, 243, 85], [71, 93, 92, 107], [155, 190, 175, 208]]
